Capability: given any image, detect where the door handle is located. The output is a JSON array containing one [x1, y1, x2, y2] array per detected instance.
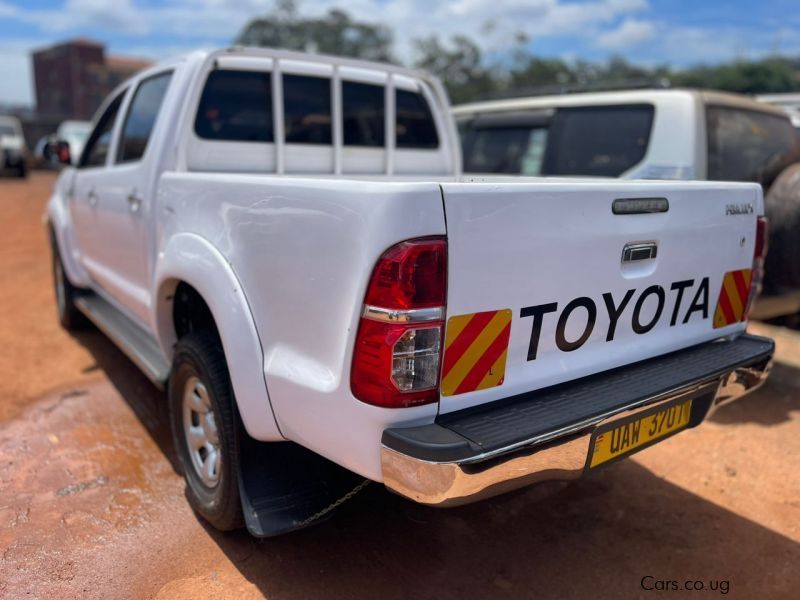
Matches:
[[87, 189, 98, 207], [127, 192, 142, 214], [622, 241, 658, 263]]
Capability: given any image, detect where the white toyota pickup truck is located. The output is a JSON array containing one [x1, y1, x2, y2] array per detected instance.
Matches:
[[47, 47, 774, 537]]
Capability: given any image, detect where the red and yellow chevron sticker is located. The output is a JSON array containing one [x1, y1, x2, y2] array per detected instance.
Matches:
[[441, 309, 512, 396], [713, 269, 752, 329]]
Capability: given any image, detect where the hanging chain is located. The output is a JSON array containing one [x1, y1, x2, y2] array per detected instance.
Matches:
[[296, 479, 371, 527]]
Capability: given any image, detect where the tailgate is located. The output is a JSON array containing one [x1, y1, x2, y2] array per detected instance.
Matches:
[[438, 179, 762, 414]]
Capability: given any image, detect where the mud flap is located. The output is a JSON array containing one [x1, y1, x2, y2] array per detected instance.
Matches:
[[238, 434, 366, 537]]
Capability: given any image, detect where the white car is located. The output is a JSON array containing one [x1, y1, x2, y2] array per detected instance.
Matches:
[[47, 48, 773, 537], [455, 89, 798, 183], [756, 93, 800, 131], [0, 114, 28, 177], [56, 120, 92, 165]]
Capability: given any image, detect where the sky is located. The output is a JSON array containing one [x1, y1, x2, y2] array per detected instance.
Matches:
[[1, 0, 800, 107]]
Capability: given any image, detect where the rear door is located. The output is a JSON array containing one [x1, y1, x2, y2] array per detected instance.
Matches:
[[86, 70, 173, 324], [438, 180, 761, 413]]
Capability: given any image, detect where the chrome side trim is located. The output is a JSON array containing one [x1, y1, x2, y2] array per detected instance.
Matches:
[[381, 361, 770, 507], [363, 305, 443, 323]]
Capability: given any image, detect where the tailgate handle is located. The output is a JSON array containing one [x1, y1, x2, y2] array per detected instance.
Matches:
[[622, 242, 658, 263]]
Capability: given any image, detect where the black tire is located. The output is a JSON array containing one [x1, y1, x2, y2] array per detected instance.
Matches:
[[168, 332, 243, 531], [50, 232, 87, 330], [16, 162, 27, 178], [763, 163, 800, 292]]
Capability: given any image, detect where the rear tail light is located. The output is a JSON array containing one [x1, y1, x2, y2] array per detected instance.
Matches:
[[351, 238, 446, 408], [744, 216, 768, 319]]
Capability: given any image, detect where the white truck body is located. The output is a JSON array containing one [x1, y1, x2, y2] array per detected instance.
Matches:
[[48, 48, 773, 535], [756, 92, 800, 129]]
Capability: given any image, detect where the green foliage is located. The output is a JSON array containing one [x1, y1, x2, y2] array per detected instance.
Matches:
[[412, 35, 495, 104], [235, 3, 800, 104], [672, 58, 800, 94], [236, 0, 393, 62]]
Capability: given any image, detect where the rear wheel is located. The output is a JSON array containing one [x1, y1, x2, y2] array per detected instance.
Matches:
[[50, 233, 87, 330], [763, 163, 800, 292], [169, 332, 243, 531], [16, 162, 27, 178]]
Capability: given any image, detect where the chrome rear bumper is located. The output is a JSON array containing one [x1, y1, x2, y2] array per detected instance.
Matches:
[[381, 335, 773, 507]]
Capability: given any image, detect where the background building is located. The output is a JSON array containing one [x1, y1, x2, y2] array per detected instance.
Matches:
[[32, 38, 151, 121]]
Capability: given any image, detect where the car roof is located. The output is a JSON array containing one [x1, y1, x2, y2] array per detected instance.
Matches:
[[452, 88, 788, 120], [182, 46, 437, 85]]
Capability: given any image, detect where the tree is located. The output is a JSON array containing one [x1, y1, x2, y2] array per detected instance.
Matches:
[[672, 57, 800, 94], [236, 0, 394, 62], [234, 3, 800, 102], [412, 35, 496, 104]]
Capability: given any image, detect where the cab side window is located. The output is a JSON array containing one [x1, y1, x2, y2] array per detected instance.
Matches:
[[542, 104, 654, 177], [283, 74, 332, 144], [80, 91, 125, 168], [195, 70, 273, 142], [396, 89, 439, 149], [117, 71, 173, 163], [343, 81, 384, 147]]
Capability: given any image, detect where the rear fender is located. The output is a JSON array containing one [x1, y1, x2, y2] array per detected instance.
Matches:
[[153, 233, 283, 441]]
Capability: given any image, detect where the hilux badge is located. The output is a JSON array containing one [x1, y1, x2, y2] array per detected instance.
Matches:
[[725, 203, 753, 215]]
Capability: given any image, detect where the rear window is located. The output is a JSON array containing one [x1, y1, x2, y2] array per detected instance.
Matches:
[[283, 74, 332, 145], [706, 105, 799, 185], [343, 81, 384, 147], [396, 89, 438, 149], [542, 104, 654, 176], [195, 70, 273, 142]]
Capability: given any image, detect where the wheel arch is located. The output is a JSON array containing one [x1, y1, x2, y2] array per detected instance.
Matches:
[[154, 233, 283, 441], [46, 169, 91, 288]]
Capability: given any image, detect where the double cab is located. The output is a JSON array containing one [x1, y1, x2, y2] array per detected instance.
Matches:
[[47, 48, 773, 536]]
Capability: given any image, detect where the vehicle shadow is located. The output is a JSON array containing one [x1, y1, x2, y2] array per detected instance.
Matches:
[[70, 328, 179, 473], [709, 361, 800, 427], [70, 327, 800, 599], [205, 461, 799, 600]]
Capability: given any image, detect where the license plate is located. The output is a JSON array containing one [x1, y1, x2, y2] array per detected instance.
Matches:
[[589, 399, 693, 468]]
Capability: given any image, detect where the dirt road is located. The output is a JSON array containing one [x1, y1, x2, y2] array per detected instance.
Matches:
[[1, 173, 798, 599]]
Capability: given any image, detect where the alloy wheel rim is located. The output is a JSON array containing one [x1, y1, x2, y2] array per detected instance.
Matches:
[[182, 376, 221, 488]]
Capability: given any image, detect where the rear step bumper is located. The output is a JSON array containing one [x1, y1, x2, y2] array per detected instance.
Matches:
[[381, 334, 774, 506]]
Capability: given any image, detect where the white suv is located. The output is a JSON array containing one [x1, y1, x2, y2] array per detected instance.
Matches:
[[0, 115, 27, 178], [454, 89, 799, 187]]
